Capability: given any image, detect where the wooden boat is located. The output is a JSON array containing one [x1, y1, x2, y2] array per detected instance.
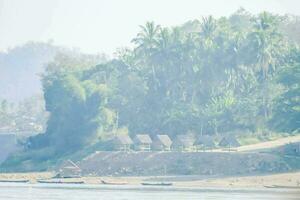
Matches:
[[0, 179, 29, 183], [141, 182, 173, 186], [37, 180, 84, 184], [264, 185, 300, 189], [101, 180, 128, 185]]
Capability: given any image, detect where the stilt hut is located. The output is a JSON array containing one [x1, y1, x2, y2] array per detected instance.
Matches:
[[218, 135, 240, 150], [152, 134, 172, 151], [195, 135, 215, 150], [57, 160, 82, 178], [113, 135, 133, 151], [133, 134, 152, 151], [172, 135, 195, 151]]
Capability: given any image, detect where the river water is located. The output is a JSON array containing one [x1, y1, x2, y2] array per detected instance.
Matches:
[[0, 183, 299, 200]]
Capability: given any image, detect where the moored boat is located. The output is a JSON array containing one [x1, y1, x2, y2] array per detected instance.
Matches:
[[0, 179, 29, 183], [101, 180, 128, 185], [141, 182, 173, 186], [37, 180, 84, 184], [264, 185, 300, 189]]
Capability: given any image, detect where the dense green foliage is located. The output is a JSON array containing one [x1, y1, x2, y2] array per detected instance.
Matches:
[[271, 48, 300, 132], [0, 43, 107, 134], [35, 10, 300, 151], [29, 54, 107, 153], [3, 10, 299, 168]]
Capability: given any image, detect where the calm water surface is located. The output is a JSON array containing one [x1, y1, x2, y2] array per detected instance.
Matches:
[[0, 183, 299, 200]]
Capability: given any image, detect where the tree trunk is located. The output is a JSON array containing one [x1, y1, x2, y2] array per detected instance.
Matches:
[[200, 122, 203, 136], [262, 78, 269, 130], [214, 119, 218, 135]]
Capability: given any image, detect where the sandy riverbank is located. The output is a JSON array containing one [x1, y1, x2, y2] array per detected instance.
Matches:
[[0, 171, 300, 189], [173, 172, 300, 188]]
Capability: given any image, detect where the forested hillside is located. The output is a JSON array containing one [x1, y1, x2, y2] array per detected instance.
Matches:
[[0, 42, 60, 102], [0, 42, 107, 133], [0, 42, 60, 133], [3, 10, 299, 170]]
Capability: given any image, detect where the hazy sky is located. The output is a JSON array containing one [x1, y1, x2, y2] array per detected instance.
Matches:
[[0, 0, 299, 55]]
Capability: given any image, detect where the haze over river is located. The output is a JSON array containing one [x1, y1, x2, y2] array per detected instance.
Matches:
[[0, 183, 300, 200]]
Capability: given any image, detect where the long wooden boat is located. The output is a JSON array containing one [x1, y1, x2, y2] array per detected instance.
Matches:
[[0, 179, 29, 183], [37, 180, 84, 184], [141, 182, 173, 186], [264, 185, 300, 189], [101, 180, 128, 185]]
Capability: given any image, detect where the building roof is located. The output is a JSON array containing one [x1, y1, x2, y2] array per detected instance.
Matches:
[[113, 135, 133, 145], [173, 135, 195, 147], [61, 160, 81, 171], [134, 134, 152, 144], [154, 134, 172, 147], [219, 135, 240, 147], [195, 135, 215, 147]]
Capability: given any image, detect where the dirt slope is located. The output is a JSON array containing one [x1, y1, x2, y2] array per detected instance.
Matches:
[[80, 151, 295, 176]]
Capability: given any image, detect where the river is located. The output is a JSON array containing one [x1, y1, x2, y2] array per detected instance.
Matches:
[[0, 183, 299, 200]]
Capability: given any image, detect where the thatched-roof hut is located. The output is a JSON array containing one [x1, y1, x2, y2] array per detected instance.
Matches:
[[57, 160, 82, 178], [172, 135, 195, 151], [218, 135, 240, 148], [195, 135, 215, 150], [152, 134, 172, 151], [133, 134, 152, 151], [113, 135, 133, 151]]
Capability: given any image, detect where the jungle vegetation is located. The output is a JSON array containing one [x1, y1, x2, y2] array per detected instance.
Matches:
[[2, 9, 299, 170]]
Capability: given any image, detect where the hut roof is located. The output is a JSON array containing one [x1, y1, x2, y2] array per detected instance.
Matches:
[[61, 160, 81, 170], [154, 134, 172, 147], [195, 135, 215, 147], [134, 134, 152, 144], [173, 135, 195, 147], [114, 135, 133, 145], [219, 135, 240, 147]]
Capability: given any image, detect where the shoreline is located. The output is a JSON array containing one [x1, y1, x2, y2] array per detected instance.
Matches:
[[0, 171, 300, 189]]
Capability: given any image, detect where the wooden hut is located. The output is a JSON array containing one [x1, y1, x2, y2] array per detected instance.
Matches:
[[172, 135, 195, 151], [133, 134, 152, 151], [113, 135, 133, 151], [218, 135, 240, 149], [195, 135, 215, 150], [57, 160, 82, 178], [152, 134, 172, 151]]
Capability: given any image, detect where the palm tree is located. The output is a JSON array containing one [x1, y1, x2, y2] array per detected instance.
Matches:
[[131, 21, 161, 51], [253, 12, 278, 78], [132, 22, 161, 90], [200, 16, 217, 40], [156, 28, 170, 51], [252, 12, 280, 123]]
